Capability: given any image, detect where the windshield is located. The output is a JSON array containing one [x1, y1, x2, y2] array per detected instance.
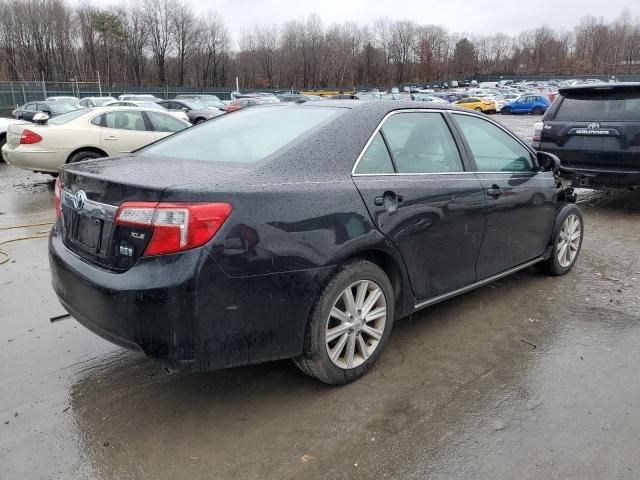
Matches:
[[137, 101, 165, 110], [204, 100, 226, 109], [182, 100, 207, 110], [141, 106, 343, 163], [94, 98, 115, 106], [48, 109, 88, 125], [194, 95, 221, 102], [49, 103, 77, 113]]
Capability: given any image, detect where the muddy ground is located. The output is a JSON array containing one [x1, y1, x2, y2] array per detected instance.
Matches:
[[1, 115, 639, 479]]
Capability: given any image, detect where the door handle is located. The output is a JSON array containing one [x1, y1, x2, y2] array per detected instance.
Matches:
[[374, 191, 403, 210], [487, 184, 503, 198], [104, 136, 118, 141]]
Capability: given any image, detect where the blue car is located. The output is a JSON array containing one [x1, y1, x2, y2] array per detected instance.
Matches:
[[501, 94, 551, 115]]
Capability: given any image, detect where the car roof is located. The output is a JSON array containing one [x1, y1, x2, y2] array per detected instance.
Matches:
[[262, 99, 472, 116], [558, 82, 640, 94]]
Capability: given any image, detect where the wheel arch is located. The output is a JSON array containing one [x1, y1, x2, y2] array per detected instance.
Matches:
[[332, 247, 414, 320], [65, 146, 108, 164]]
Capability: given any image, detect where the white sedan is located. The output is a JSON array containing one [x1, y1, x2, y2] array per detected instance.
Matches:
[[104, 100, 190, 123], [1, 107, 190, 174]]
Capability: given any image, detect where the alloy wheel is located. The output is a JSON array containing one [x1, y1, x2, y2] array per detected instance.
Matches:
[[557, 214, 581, 268], [325, 280, 387, 369]]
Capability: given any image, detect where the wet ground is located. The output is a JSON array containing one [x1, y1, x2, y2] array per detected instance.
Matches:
[[1, 115, 640, 479]]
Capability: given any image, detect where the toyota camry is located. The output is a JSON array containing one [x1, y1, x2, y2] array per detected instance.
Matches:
[[49, 101, 584, 384]]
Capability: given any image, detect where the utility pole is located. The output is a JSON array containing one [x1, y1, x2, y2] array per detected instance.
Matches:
[[41, 71, 47, 99], [97, 71, 102, 96]]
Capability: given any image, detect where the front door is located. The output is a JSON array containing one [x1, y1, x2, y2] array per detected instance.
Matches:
[[353, 111, 486, 301], [100, 110, 156, 154], [451, 113, 557, 278]]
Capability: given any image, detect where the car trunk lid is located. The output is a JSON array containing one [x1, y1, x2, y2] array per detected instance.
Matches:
[[58, 155, 250, 271]]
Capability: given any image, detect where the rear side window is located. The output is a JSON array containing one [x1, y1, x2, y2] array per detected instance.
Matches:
[[555, 91, 640, 121], [382, 112, 463, 174], [354, 132, 394, 174], [104, 111, 148, 131], [454, 114, 534, 172], [141, 107, 342, 163]]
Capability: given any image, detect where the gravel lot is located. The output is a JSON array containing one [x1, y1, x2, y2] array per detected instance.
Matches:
[[1, 114, 639, 480]]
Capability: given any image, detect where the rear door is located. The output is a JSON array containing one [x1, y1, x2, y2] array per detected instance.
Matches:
[[540, 88, 640, 172], [352, 110, 486, 301], [100, 110, 156, 154], [511, 97, 527, 113], [21, 103, 37, 121], [451, 112, 556, 279]]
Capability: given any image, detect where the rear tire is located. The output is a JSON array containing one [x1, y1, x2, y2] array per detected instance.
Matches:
[[67, 150, 104, 164], [475, 107, 483, 112], [532, 107, 544, 115], [193, 117, 206, 125], [542, 204, 584, 276], [293, 260, 394, 385], [501, 107, 511, 115]]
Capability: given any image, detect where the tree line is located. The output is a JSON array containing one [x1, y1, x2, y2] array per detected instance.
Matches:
[[1, 0, 639, 89]]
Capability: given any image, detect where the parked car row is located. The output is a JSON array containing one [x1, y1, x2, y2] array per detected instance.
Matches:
[[1, 106, 190, 174]]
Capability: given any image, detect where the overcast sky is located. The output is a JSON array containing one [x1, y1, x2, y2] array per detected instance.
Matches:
[[90, 0, 638, 43], [185, 0, 637, 38]]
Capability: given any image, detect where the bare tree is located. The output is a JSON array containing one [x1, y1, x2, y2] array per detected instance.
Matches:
[[144, 0, 174, 84], [172, 1, 198, 86]]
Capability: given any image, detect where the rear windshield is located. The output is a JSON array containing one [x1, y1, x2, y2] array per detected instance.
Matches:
[[555, 90, 640, 121], [140, 106, 343, 163], [48, 109, 88, 125], [49, 103, 77, 114]]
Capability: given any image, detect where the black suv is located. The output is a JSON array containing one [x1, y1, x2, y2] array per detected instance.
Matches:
[[534, 83, 640, 189]]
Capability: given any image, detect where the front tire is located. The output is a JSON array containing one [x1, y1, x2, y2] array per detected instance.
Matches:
[[542, 204, 584, 275], [293, 260, 394, 384], [193, 117, 206, 125], [501, 107, 511, 115]]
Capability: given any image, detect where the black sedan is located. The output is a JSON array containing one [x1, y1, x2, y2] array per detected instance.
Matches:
[[13, 101, 78, 121], [49, 102, 584, 384], [156, 99, 224, 124]]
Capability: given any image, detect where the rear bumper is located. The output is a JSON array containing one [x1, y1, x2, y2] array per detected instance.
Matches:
[[49, 225, 333, 371], [567, 166, 640, 189], [2, 144, 66, 173]]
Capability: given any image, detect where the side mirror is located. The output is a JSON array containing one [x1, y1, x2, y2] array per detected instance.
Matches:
[[32, 112, 50, 124], [182, 107, 190, 112], [42, 110, 52, 115], [537, 151, 560, 172]]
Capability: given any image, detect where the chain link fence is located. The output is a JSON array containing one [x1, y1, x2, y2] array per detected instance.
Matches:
[[0, 82, 240, 116]]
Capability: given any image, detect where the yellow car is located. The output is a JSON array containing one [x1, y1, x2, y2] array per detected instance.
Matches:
[[454, 97, 497, 113]]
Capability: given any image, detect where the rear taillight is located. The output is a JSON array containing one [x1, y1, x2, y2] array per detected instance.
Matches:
[[115, 202, 232, 256], [533, 121, 544, 146], [20, 129, 42, 145], [54, 178, 63, 219]]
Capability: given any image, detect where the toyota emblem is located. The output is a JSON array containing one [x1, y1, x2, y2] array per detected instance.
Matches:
[[72, 190, 87, 210], [587, 123, 600, 130]]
